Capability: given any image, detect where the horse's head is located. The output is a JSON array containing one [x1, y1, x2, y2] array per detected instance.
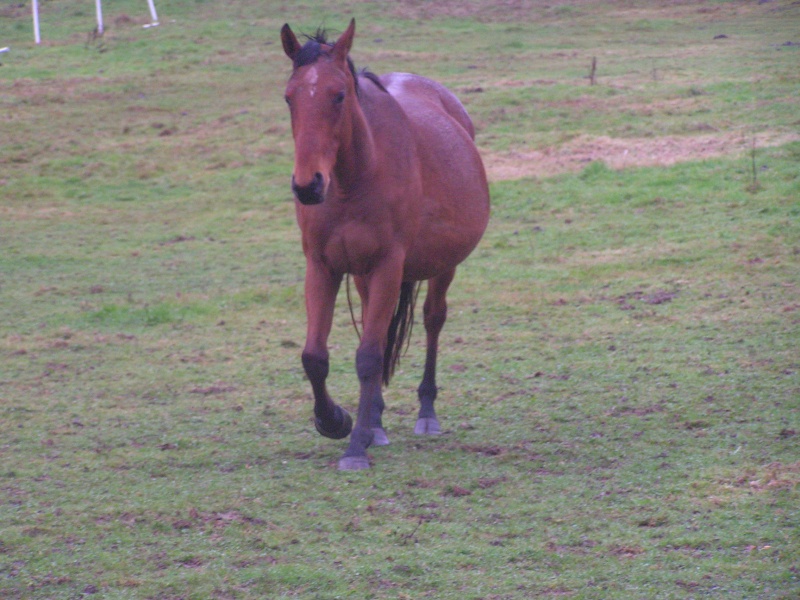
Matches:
[[281, 19, 358, 205]]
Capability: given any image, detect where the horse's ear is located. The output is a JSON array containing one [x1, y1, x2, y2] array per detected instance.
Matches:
[[281, 23, 302, 61], [333, 18, 356, 63]]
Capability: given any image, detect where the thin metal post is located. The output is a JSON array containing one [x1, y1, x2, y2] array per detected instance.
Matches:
[[95, 0, 104, 35], [32, 0, 41, 44], [147, 0, 159, 24]]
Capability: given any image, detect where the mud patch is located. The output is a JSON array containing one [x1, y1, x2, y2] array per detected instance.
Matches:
[[484, 131, 800, 181]]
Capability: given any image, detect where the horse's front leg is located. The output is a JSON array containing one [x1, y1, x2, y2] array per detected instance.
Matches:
[[302, 263, 351, 440], [353, 275, 390, 448], [339, 260, 403, 471]]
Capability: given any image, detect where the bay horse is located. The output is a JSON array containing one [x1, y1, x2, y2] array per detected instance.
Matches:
[[281, 19, 490, 470]]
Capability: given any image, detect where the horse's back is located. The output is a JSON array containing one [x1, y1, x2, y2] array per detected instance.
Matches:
[[378, 72, 490, 280], [380, 72, 476, 140]]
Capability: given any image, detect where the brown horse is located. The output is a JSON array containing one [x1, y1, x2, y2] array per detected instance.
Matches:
[[280, 19, 490, 470]]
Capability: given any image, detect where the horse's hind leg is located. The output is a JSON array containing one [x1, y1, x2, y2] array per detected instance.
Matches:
[[415, 268, 455, 435]]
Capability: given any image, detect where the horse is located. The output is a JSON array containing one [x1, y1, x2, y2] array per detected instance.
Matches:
[[280, 19, 490, 470]]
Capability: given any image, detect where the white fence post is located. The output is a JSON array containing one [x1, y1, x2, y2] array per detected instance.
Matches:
[[32, 0, 41, 44], [31, 1, 160, 45], [147, 0, 159, 25], [95, 0, 104, 35]]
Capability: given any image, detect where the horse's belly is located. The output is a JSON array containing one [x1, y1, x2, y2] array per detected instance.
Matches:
[[403, 161, 489, 280], [403, 207, 487, 280], [403, 116, 489, 277]]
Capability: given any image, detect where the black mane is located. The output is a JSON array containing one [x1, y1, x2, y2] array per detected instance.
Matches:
[[293, 28, 387, 96], [360, 69, 387, 93], [292, 29, 332, 68]]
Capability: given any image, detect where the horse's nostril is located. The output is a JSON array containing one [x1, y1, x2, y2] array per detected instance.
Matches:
[[292, 173, 326, 205]]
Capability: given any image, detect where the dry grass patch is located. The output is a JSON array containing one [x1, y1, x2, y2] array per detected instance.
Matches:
[[697, 462, 800, 508], [484, 131, 800, 181]]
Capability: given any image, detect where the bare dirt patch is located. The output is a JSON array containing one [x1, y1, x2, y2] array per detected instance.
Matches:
[[483, 130, 800, 181]]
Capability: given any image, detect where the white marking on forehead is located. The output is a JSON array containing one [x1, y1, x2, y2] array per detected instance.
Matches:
[[305, 66, 319, 97]]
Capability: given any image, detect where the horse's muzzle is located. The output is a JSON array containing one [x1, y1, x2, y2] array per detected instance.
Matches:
[[292, 173, 325, 205]]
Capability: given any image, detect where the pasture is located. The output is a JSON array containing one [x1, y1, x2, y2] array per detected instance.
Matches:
[[1, 0, 799, 598]]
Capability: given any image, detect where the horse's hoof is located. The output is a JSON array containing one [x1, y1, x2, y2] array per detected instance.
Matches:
[[314, 406, 353, 440], [371, 427, 390, 446], [414, 417, 441, 435], [338, 455, 370, 471]]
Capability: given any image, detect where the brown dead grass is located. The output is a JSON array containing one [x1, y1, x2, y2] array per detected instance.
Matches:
[[387, 0, 553, 22], [699, 461, 800, 508], [385, 0, 757, 24], [483, 130, 800, 181]]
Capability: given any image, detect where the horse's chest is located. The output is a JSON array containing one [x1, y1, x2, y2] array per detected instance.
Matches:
[[312, 221, 386, 275]]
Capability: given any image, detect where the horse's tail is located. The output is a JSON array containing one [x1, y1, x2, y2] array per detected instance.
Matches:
[[383, 281, 420, 386]]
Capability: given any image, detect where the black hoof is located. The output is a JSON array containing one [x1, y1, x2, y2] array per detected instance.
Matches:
[[314, 406, 353, 440], [414, 417, 441, 435], [371, 427, 390, 446], [338, 455, 370, 471]]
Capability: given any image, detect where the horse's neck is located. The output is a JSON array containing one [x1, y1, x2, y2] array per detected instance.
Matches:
[[333, 94, 378, 189]]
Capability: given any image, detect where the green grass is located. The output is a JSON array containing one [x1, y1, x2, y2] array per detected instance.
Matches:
[[2, 1, 799, 598]]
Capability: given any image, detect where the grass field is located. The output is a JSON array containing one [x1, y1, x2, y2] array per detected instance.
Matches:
[[1, 1, 799, 598]]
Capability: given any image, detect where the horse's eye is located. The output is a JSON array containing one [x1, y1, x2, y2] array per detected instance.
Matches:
[[333, 91, 345, 105]]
